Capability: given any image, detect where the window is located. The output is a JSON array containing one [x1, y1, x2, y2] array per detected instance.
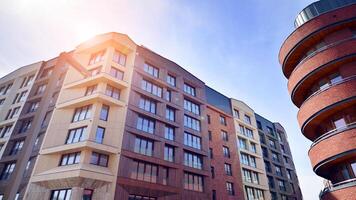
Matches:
[[60, 152, 80, 166], [208, 131, 212, 141], [0, 125, 12, 138], [144, 63, 159, 77], [112, 50, 126, 66], [245, 128, 253, 138], [209, 148, 213, 159], [18, 91, 27, 102], [82, 189, 93, 200], [0, 163, 15, 180], [207, 115, 211, 124], [246, 187, 264, 200], [139, 97, 156, 114], [10, 140, 24, 155], [243, 169, 252, 182], [85, 85, 97, 96], [184, 172, 203, 192], [18, 119, 32, 133], [105, 85, 120, 100], [280, 144, 286, 153], [12, 93, 19, 104], [268, 176, 275, 188], [110, 66, 124, 80], [278, 179, 286, 191], [6, 107, 20, 119], [40, 67, 53, 78], [221, 130, 228, 141], [164, 125, 174, 141], [250, 143, 257, 153], [226, 182, 234, 195], [277, 131, 283, 142], [1, 83, 12, 95], [272, 152, 279, 162], [275, 165, 282, 176], [72, 105, 92, 122], [89, 66, 101, 76], [211, 166, 215, 178], [184, 132, 201, 149], [134, 137, 153, 156], [24, 75, 35, 87], [89, 51, 105, 65], [267, 126, 274, 135], [141, 80, 162, 97], [241, 153, 249, 165], [184, 99, 200, 115], [166, 74, 176, 86], [128, 195, 156, 200], [162, 167, 169, 185], [262, 147, 268, 158], [137, 116, 155, 134], [28, 101, 40, 113], [100, 105, 109, 121], [0, 99, 5, 106], [250, 157, 256, 168], [238, 138, 247, 150], [35, 84, 47, 95], [184, 115, 200, 131], [184, 151, 202, 169], [220, 116, 227, 125], [334, 118, 347, 130], [165, 107, 175, 121], [257, 121, 262, 129], [50, 189, 72, 200], [164, 145, 174, 162], [224, 163, 232, 176], [244, 115, 251, 124], [252, 171, 259, 184], [233, 109, 239, 118], [95, 127, 105, 144], [259, 133, 265, 144], [165, 90, 171, 102], [90, 152, 109, 167], [212, 190, 216, 200], [223, 146, 230, 158], [287, 169, 292, 180], [284, 156, 289, 163], [183, 83, 196, 96], [131, 160, 157, 183], [269, 139, 276, 148], [240, 153, 256, 168], [265, 161, 271, 172]]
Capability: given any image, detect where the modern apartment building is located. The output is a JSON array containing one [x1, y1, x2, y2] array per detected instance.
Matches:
[[231, 99, 270, 200], [279, 0, 356, 199], [0, 31, 303, 200], [205, 87, 244, 200], [256, 114, 303, 200]]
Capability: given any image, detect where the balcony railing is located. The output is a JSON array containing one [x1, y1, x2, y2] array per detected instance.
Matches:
[[319, 178, 356, 198]]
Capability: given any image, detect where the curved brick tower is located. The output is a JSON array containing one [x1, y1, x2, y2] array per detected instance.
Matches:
[[279, 0, 356, 199]]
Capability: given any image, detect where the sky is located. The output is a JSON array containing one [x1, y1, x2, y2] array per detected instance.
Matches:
[[0, 0, 322, 199]]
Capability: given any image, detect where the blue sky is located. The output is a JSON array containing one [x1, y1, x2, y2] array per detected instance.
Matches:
[[0, 0, 322, 199]]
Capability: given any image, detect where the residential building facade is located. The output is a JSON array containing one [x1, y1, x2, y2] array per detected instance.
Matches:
[[231, 99, 271, 200], [279, 0, 356, 199], [256, 114, 303, 200], [0, 31, 303, 200]]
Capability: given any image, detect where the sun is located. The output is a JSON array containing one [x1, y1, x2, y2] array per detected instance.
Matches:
[[75, 26, 99, 42]]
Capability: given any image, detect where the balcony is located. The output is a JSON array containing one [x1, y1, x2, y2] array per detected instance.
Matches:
[[320, 178, 356, 200]]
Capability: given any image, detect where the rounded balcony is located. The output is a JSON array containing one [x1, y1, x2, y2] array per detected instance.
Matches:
[[279, 4, 356, 78], [288, 38, 356, 107], [309, 126, 356, 176], [297, 78, 356, 140], [320, 179, 356, 200]]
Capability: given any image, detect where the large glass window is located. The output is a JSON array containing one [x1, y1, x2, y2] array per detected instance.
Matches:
[[183, 83, 196, 96], [60, 152, 80, 166], [144, 63, 159, 78], [112, 50, 126, 66], [184, 115, 200, 131], [105, 85, 120, 100], [130, 160, 157, 183], [223, 146, 230, 158], [164, 145, 174, 162], [28, 101, 40, 113], [221, 130, 228, 141], [164, 125, 175, 141], [184, 99, 200, 115], [0, 163, 15, 180], [134, 137, 153, 156], [184, 132, 201, 149], [224, 163, 232, 176], [89, 51, 105, 65], [166, 107, 175, 121], [10, 140, 24, 155], [110, 66, 124, 80], [141, 80, 162, 97], [136, 116, 155, 134], [139, 97, 156, 114], [184, 151, 202, 169], [50, 189, 72, 200], [90, 152, 109, 167], [66, 127, 86, 144], [238, 138, 247, 150], [85, 85, 97, 96], [226, 182, 234, 195], [72, 105, 92, 122], [184, 172, 203, 192], [166, 74, 176, 87]]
